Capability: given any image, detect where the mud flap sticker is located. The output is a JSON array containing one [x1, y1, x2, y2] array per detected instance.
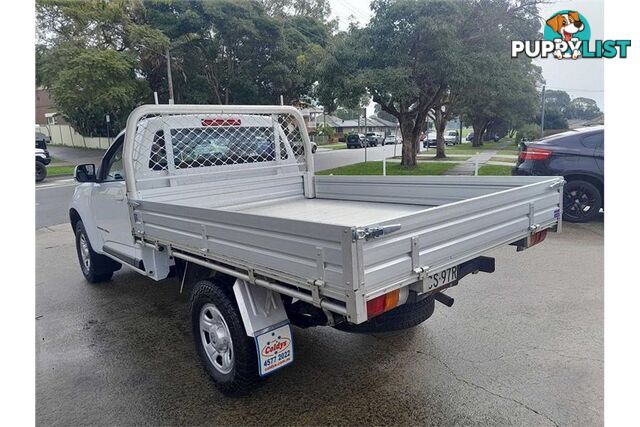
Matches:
[[255, 322, 294, 376]]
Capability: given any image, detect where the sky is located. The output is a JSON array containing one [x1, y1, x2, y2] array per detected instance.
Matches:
[[328, 0, 605, 111]]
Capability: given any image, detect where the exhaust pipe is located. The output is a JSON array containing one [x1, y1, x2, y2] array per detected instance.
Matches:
[[434, 292, 454, 307]]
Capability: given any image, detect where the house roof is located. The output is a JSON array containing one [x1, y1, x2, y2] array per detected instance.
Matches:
[[322, 115, 398, 129]]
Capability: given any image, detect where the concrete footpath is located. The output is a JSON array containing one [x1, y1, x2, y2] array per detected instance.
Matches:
[[445, 141, 513, 175]]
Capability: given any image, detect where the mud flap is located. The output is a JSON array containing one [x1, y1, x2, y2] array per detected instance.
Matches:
[[232, 279, 294, 376]]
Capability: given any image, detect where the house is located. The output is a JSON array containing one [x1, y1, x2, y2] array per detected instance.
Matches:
[[35, 88, 65, 126], [322, 115, 399, 141]]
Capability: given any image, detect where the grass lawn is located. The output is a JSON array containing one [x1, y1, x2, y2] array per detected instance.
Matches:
[[489, 155, 517, 163], [478, 164, 513, 176], [317, 161, 456, 176], [47, 165, 76, 177], [444, 137, 516, 151], [415, 155, 471, 161], [497, 145, 519, 154]]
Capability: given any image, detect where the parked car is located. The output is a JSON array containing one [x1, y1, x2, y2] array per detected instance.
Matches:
[[36, 132, 50, 150], [444, 130, 460, 145], [422, 132, 437, 148], [36, 132, 51, 182], [513, 126, 604, 223], [422, 130, 460, 148], [386, 135, 400, 144], [366, 132, 386, 146], [346, 133, 367, 148], [69, 105, 562, 395], [467, 132, 499, 143]]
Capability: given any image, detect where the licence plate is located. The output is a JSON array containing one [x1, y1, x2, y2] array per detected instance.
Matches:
[[425, 266, 458, 292], [255, 323, 294, 376]]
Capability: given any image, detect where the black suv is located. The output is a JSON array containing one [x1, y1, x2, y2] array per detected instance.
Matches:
[[513, 126, 604, 223]]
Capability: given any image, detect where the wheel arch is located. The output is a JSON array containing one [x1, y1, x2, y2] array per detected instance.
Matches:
[[69, 208, 82, 233]]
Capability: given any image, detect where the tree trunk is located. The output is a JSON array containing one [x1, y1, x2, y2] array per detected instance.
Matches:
[[472, 120, 487, 147], [399, 118, 419, 167], [434, 109, 447, 159]]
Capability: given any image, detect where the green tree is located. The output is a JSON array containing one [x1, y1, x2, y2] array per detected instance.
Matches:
[[318, 0, 466, 166], [373, 104, 398, 123], [334, 106, 362, 120], [139, 0, 331, 105], [40, 47, 149, 135], [259, 0, 334, 24], [536, 107, 568, 130], [318, 0, 543, 165], [459, 54, 541, 147], [428, 91, 461, 158], [564, 97, 602, 120], [316, 123, 336, 141], [544, 89, 571, 111]]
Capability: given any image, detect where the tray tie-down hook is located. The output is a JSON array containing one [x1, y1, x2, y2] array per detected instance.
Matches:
[[352, 224, 402, 241]]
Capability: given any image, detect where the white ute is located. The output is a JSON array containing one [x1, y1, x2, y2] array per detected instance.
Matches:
[[69, 105, 564, 395]]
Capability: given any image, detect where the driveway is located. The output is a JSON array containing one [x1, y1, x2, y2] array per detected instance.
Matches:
[[36, 218, 603, 425]]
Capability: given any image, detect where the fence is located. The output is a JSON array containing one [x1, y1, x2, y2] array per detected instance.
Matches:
[[36, 124, 114, 149]]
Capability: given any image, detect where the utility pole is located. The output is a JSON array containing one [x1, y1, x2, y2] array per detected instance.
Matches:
[[105, 114, 110, 146], [166, 47, 175, 104], [540, 85, 546, 139], [363, 108, 368, 163], [423, 118, 428, 153], [459, 117, 463, 144]]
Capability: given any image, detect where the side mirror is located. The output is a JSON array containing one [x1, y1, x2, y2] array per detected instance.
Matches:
[[75, 164, 96, 183]]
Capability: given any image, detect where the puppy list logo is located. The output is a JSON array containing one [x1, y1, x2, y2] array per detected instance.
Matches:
[[512, 10, 630, 60]]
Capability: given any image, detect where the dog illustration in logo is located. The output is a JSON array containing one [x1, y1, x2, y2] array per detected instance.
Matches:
[[546, 11, 585, 59]]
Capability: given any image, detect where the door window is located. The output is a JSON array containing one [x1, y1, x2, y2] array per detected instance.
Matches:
[[581, 132, 604, 149], [102, 136, 126, 181]]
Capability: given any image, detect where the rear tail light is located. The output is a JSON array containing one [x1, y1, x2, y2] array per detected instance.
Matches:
[[201, 118, 241, 126], [367, 289, 400, 319], [530, 229, 548, 246], [519, 147, 552, 161], [513, 229, 548, 251]]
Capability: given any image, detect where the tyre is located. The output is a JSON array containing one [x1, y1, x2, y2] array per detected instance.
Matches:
[[335, 295, 435, 334], [36, 161, 47, 182], [190, 280, 261, 395], [563, 180, 602, 223], [74, 221, 121, 283]]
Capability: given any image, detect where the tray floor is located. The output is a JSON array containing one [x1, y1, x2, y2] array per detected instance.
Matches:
[[223, 196, 430, 226]]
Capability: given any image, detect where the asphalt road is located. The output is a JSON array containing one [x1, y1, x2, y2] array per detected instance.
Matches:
[[35, 145, 400, 229], [36, 179, 77, 229], [36, 218, 603, 425]]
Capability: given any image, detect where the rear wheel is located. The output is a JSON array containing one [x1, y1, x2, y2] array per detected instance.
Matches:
[[563, 180, 602, 223], [36, 161, 47, 182], [190, 280, 261, 395], [74, 221, 121, 283], [335, 295, 435, 334]]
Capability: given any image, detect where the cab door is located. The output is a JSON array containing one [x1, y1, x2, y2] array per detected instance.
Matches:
[[92, 134, 138, 265]]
